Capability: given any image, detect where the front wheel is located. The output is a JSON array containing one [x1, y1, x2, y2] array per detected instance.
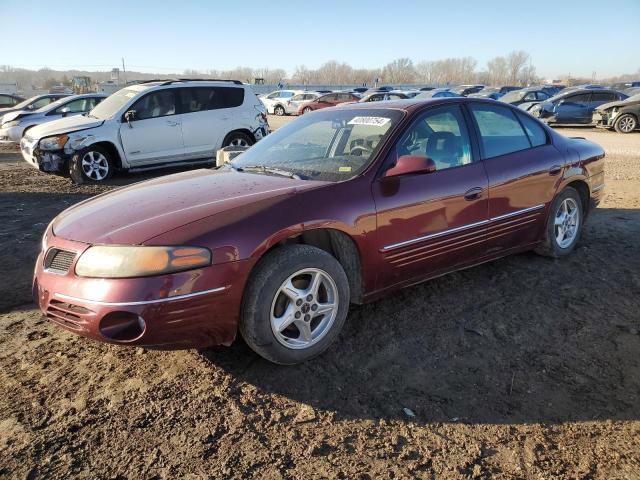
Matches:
[[240, 245, 350, 364], [535, 187, 583, 258], [69, 145, 114, 184], [614, 114, 637, 134]]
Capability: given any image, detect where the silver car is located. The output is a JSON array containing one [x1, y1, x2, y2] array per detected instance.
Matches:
[[0, 93, 106, 144], [284, 92, 322, 115]]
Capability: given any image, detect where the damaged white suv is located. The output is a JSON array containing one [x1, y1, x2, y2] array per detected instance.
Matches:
[[21, 80, 269, 183]]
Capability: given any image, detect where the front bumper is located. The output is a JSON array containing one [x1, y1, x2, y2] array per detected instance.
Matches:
[[20, 136, 68, 172], [592, 111, 613, 129], [33, 233, 252, 349]]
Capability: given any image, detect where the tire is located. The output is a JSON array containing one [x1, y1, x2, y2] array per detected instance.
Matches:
[[222, 131, 254, 148], [302, 107, 313, 114], [68, 145, 114, 184], [273, 105, 285, 116], [535, 187, 583, 258], [240, 244, 350, 365], [613, 113, 637, 134]]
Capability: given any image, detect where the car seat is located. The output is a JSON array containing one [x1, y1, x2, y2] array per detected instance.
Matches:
[[425, 131, 462, 169]]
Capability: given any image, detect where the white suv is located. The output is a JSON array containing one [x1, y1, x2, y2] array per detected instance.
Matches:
[[20, 80, 269, 183], [259, 90, 304, 116]]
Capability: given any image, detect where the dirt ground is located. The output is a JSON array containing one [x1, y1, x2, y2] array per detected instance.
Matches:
[[0, 119, 639, 479]]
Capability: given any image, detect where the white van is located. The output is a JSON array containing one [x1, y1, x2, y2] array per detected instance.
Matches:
[[21, 80, 269, 183]]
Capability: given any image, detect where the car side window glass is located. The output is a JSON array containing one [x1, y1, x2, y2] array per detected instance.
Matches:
[[396, 105, 473, 171], [133, 90, 176, 120], [516, 112, 547, 148], [590, 92, 614, 103], [524, 92, 536, 101], [564, 94, 590, 105], [32, 98, 52, 109], [56, 98, 89, 114], [470, 104, 531, 158], [0, 95, 11, 107]]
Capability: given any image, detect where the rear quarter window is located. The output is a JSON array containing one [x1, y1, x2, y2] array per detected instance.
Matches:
[[516, 112, 548, 147]]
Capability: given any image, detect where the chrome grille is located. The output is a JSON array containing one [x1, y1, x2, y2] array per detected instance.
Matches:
[[44, 248, 76, 274]]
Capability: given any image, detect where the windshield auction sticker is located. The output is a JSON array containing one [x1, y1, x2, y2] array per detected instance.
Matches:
[[348, 116, 391, 127]]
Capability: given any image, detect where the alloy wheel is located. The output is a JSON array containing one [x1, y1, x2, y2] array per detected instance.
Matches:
[[617, 115, 636, 133], [228, 137, 249, 147], [554, 198, 580, 249], [270, 268, 339, 349], [81, 151, 109, 181]]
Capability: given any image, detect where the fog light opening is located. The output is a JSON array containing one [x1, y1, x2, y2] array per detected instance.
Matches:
[[99, 312, 146, 342]]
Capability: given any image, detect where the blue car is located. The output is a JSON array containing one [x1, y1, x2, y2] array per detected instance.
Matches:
[[415, 88, 462, 99], [530, 88, 628, 125]]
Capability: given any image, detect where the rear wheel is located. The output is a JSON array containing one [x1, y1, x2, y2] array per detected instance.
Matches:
[[302, 107, 313, 114], [614, 113, 637, 134], [69, 145, 114, 184], [274, 105, 285, 116], [535, 187, 583, 258], [240, 245, 350, 364], [222, 131, 254, 148]]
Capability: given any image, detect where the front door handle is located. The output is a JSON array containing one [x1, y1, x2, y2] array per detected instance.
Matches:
[[166, 120, 180, 127], [548, 165, 562, 176], [464, 187, 484, 201]]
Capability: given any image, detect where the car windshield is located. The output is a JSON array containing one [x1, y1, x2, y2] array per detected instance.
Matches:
[[12, 96, 43, 109], [35, 97, 68, 113], [230, 108, 403, 182], [88, 87, 138, 119], [500, 90, 524, 102]]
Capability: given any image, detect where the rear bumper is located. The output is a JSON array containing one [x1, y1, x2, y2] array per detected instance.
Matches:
[[33, 234, 252, 349]]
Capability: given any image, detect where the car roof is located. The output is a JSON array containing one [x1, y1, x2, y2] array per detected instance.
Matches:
[[334, 96, 504, 114]]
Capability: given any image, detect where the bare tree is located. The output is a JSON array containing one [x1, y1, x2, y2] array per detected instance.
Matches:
[[506, 50, 530, 85], [382, 58, 416, 84]]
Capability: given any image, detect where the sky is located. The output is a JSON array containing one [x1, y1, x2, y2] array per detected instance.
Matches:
[[4, 0, 640, 79]]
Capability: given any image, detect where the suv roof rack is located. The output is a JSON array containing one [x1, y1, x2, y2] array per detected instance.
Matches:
[[156, 78, 243, 86]]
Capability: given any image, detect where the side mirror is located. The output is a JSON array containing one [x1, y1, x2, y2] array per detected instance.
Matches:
[[124, 109, 136, 127], [385, 155, 436, 178], [60, 106, 70, 117]]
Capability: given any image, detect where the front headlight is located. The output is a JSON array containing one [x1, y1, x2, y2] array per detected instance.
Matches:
[[39, 135, 68, 151], [75, 246, 211, 278], [3, 120, 20, 128]]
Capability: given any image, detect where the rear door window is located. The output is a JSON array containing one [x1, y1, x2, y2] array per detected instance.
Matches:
[[469, 104, 532, 158], [590, 91, 616, 104], [180, 87, 244, 113]]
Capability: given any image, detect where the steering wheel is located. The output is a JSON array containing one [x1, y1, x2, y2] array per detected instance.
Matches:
[[350, 145, 372, 156]]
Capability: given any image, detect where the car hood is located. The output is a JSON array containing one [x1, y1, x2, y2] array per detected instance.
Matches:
[[52, 169, 328, 245], [27, 114, 104, 139], [0, 110, 34, 124], [596, 99, 639, 111]]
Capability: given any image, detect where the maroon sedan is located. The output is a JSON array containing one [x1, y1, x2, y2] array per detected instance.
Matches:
[[297, 92, 360, 114], [34, 98, 605, 364]]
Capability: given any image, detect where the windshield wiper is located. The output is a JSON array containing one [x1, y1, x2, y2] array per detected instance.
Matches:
[[234, 164, 303, 180]]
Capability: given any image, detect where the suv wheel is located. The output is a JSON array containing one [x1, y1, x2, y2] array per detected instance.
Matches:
[[274, 105, 285, 116], [240, 245, 350, 365], [69, 145, 114, 184], [614, 113, 637, 134], [222, 131, 254, 148], [535, 187, 583, 258]]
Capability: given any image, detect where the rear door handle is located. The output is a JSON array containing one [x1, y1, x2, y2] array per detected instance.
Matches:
[[166, 120, 180, 127], [548, 165, 562, 176], [464, 187, 484, 201]]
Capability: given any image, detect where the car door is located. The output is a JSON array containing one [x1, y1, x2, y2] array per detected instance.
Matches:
[[119, 89, 185, 165], [555, 93, 592, 123], [179, 86, 245, 158], [467, 103, 563, 254], [372, 104, 489, 287]]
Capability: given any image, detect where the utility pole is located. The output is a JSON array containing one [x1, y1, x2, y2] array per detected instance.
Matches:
[[122, 58, 127, 85]]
